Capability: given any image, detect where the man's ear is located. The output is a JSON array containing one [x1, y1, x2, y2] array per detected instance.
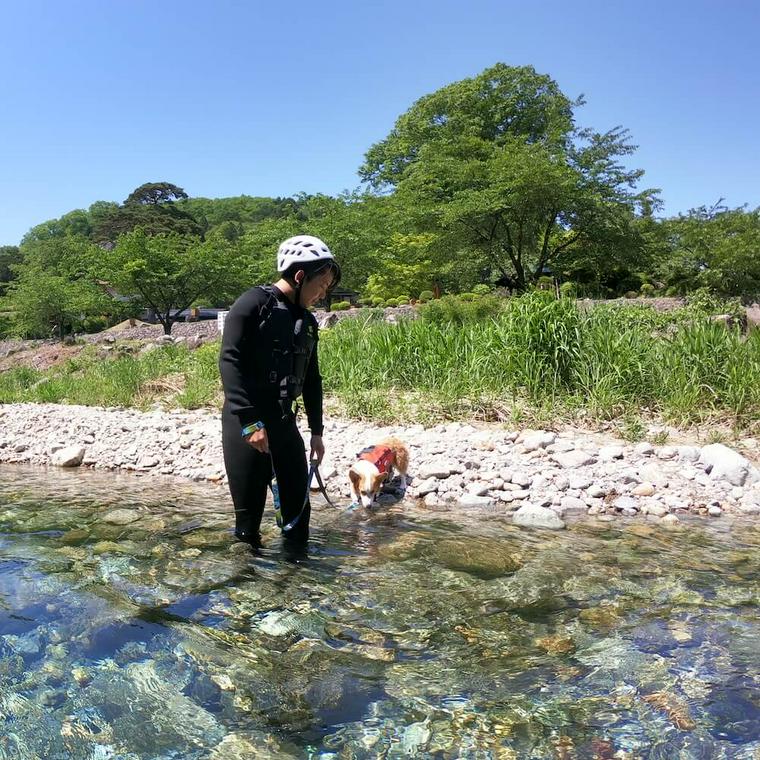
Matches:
[[294, 270, 305, 286]]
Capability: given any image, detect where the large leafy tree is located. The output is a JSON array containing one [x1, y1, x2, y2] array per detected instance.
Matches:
[[361, 63, 657, 290], [101, 228, 246, 334]]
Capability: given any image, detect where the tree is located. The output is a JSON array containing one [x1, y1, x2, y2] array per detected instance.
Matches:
[[361, 63, 658, 290], [124, 182, 189, 206], [4, 237, 116, 337], [92, 182, 203, 244], [659, 203, 760, 297], [3, 267, 104, 339], [101, 228, 246, 334]]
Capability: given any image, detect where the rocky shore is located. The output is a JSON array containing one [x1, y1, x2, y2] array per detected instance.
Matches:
[[1, 402, 759, 529]]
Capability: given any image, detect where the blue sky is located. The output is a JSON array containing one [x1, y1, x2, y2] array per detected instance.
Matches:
[[1, 0, 758, 245]]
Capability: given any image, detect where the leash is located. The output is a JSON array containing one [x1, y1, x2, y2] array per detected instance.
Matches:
[[271, 457, 336, 533]]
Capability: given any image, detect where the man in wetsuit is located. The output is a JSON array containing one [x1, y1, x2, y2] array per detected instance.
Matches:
[[219, 235, 341, 548]]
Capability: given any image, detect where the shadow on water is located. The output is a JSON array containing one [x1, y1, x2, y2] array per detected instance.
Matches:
[[0, 463, 759, 758]]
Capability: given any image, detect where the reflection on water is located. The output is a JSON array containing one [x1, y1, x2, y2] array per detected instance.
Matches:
[[0, 464, 759, 759]]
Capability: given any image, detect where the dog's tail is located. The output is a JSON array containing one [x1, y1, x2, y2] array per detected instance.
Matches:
[[379, 436, 409, 475]]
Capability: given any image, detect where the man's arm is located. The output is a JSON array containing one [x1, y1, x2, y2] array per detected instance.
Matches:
[[218, 288, 268, 427]]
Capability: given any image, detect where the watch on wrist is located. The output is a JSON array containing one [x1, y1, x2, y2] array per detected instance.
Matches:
[[241, 421, 265, 437]]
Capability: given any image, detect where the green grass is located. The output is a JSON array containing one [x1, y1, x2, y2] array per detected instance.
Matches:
[[1, 294, 758, 432]]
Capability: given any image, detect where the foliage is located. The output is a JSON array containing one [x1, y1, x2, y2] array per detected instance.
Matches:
[[361, 63, 657, 291], [0, 245, 22, 296], [100, 228, 246, 334], [331, 300, 351, 311], [658, 203, 760, 297], [418, 293, 506, 325], [418, 290, 435, 302], [559, 281, 577, 298], [2, 237, 117, 338], [123, 182, 187, 206], [92, 182, 203, 243]]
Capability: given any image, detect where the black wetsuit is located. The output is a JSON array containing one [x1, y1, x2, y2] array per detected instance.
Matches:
[[219, 285, 323, 545]]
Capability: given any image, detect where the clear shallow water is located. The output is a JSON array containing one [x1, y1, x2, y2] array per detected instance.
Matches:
[[0, 466, 759, 759]]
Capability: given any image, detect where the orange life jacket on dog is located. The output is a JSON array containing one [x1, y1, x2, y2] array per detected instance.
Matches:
[[358, 445, 394, 476]]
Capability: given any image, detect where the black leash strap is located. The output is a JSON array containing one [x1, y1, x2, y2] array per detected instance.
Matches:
[[311, 461, 336, 507], [281, 460, 335, 532]]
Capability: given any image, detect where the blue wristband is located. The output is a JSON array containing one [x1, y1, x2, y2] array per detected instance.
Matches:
[[241, 421, 265, 437]]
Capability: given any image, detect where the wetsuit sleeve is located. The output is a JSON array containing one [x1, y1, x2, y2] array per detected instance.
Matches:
[[219, 288, 268, 426], [302, 322, 324, 436]]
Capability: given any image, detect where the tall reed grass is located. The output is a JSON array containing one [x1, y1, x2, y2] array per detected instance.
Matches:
[[319, 293, 760, 428], [1, 294, 757, 430]]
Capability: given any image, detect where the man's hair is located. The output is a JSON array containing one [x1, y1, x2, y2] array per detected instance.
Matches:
[[281, 259, 340, 289]]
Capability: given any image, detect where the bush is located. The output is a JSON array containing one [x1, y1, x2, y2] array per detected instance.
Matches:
[[458, 293, 477, 302], [371, 297, 385, 307], [79, 316, 109, 334], [559, 282, 577, 298], [383, 299, 398, 308], [624, 291, 639, 299], [640, 283, 655, 297], [418, 290, 435, 303], [471, 284, 491, 296], [418, 294, 505, 325], [331, 301, 351, 311]]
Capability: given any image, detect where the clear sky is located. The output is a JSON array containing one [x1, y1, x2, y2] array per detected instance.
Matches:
[[1, 0, 758, 245]]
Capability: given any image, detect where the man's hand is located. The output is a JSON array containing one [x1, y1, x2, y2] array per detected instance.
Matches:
[[245, 428, 270, 454], [310, 435, 325, 464]]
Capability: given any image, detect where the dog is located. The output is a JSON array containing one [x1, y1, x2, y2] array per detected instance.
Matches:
[[348, 436, 409, 509]]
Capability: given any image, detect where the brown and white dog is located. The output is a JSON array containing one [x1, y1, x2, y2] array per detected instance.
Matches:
[[348, 437, 409, 509]]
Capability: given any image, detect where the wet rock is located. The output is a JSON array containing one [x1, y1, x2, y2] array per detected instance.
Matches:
[[51, 445, 85, 467], [103, 508, 141, 525], [512, 504, 565, 530]]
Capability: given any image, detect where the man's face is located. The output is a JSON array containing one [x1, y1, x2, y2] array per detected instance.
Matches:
[[299, 269, 336, 308]]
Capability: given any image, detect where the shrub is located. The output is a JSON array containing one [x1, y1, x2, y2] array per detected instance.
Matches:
[[331, 301, 351, 311], [418, 290, 435, 303], [80, 316, 109, 334], [383, 299, 397, 308], [559, 282, 577, 298], [640, 283, 655, 297], [418, 294, 505, 325], [471, 284, 491, 296], [371, 297, 385, 307], [624, 291, 639, 299], [458, 293, 477, 302]]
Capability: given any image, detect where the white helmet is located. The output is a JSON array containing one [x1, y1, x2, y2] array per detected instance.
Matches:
[[277, 235, 335, 272]]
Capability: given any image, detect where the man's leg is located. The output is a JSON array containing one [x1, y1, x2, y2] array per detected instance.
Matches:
[[222, 407, 269, 545], [269, 417, 310, 544]]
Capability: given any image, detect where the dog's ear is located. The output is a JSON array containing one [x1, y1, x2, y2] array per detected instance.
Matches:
[[372, 472, 386, 493], [348, 468, 361, 486]]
